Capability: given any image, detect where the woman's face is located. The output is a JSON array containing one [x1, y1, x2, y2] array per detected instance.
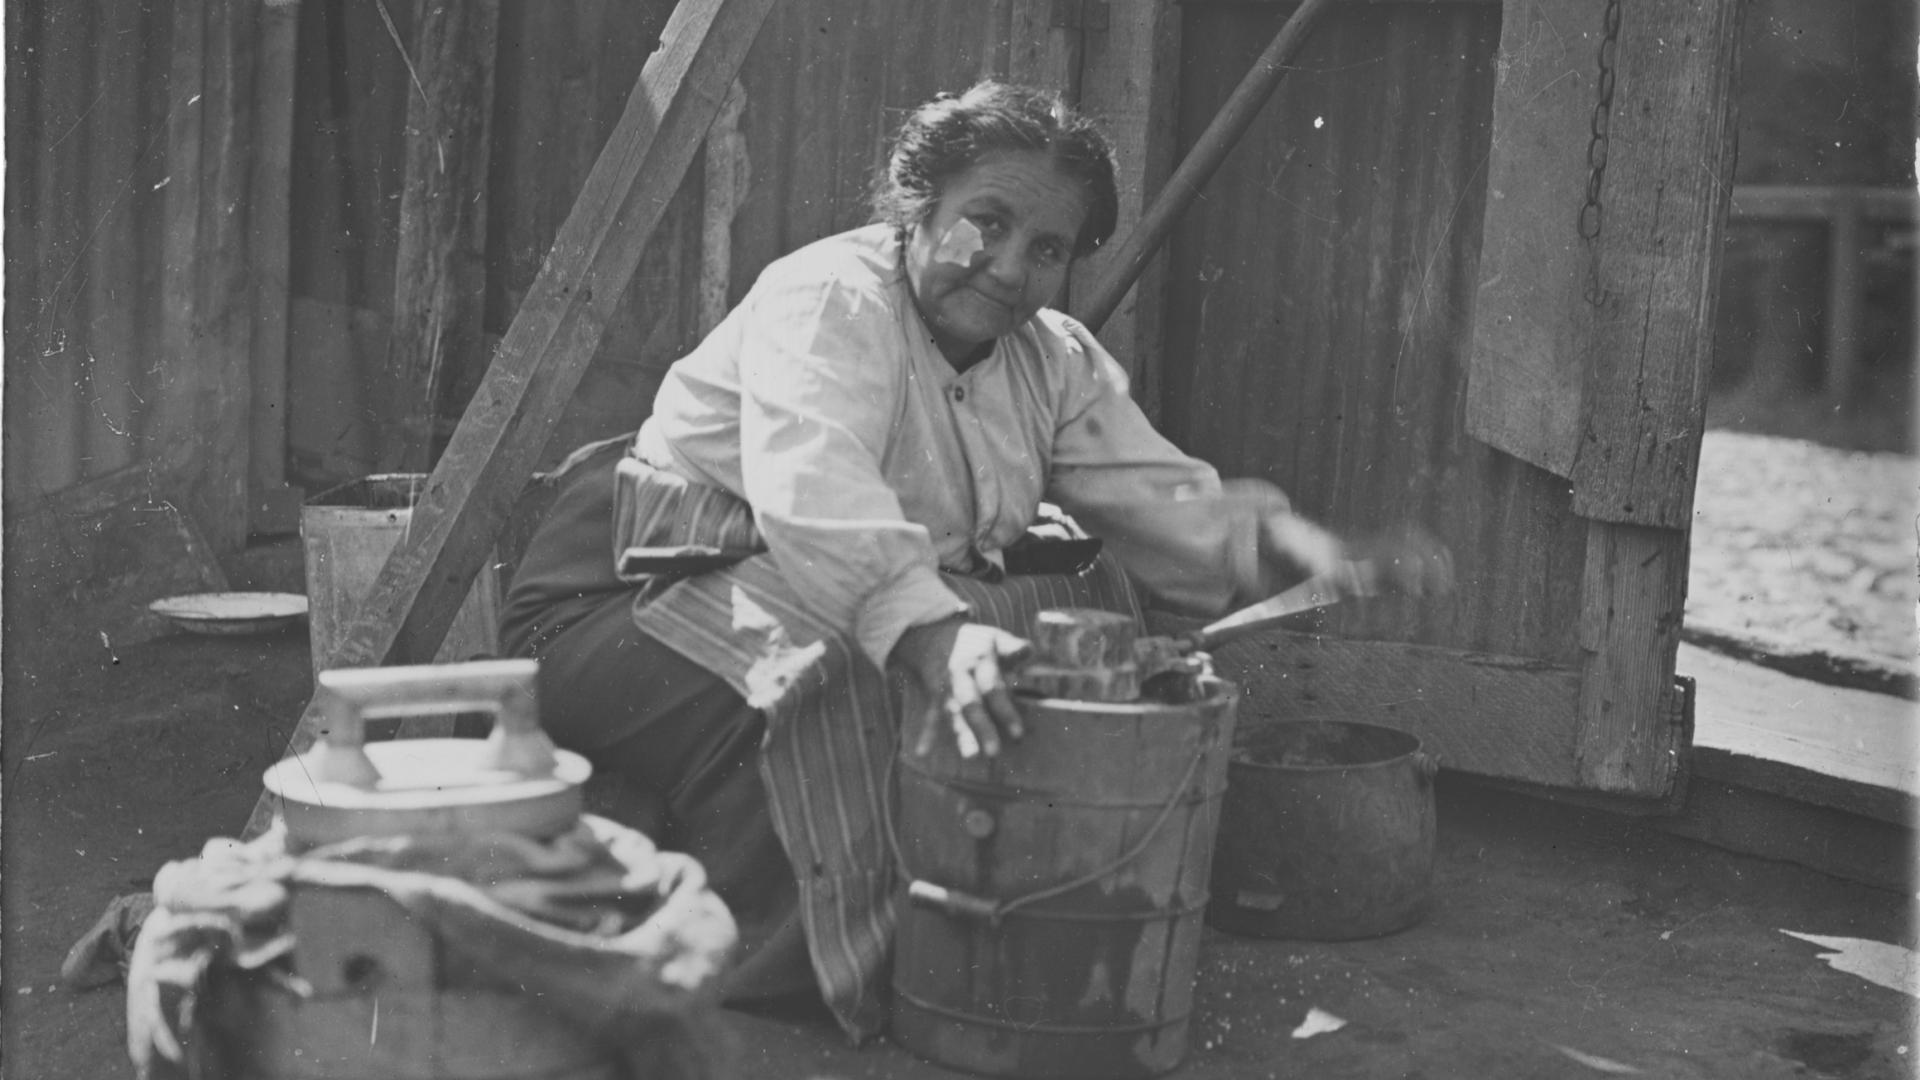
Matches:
[[904, 150, 1089, 366]]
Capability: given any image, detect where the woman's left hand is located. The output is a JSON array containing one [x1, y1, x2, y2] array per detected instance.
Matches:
[[892, 616, 1034, 759]]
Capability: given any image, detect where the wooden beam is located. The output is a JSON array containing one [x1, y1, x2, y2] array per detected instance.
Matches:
[[244, 0, 778, 838], [1074, 0, 1182, 420], [1462, 0, 1596, 479], [1565, 0, 1741, 529], [977, 0, 1015, 78], [1005, 0, 1082, 98], [1728, 185, 1920, 223], [247, 0, 305, 534], [1575, 521, 1689, 796], [1144, 613, 1587, 788], [379, 0, 501, 473], [1822, 196, 1863, 413], [697, 78, 749, 338], [1467, 0, 1741, 530], [150, 0, 259, 551]]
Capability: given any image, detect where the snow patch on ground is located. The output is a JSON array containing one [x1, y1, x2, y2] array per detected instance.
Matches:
[[1688, 430, 1917, 668]]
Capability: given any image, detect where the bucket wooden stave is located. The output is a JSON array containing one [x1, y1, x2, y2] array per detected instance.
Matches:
[[891, 684, 1238, 1079]]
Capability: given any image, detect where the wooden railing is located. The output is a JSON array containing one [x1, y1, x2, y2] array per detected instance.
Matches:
[[1726, 184, 1919, 409]]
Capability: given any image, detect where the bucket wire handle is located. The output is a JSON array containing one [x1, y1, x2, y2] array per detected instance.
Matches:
[[888, 744, 1208, 926]]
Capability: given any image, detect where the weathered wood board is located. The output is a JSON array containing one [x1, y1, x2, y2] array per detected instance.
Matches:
[[1461, 0, 1596, 479], [1467, 0, 1742, 531], [1680, 641, 1917, 824], [1146, 613, 1588, 790], [379, 0, 500, 473], [1073, 0, 1181, 417], [151, 0, 261, 551], [1575, 521, 1690, 794], [247, 0, 304, 534], [1564, 1, 1741, 527]]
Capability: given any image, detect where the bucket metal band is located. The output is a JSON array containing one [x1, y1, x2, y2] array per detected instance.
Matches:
[[893, 988, 1192, 1038], [898, 766, 1220, 811], [934, 894, 1212, 924]]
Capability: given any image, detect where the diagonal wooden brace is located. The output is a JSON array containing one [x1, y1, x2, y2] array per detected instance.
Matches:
[[244, 0, 778, 838]]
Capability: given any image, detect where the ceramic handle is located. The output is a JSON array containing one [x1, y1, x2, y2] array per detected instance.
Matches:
[[310, 659, 554, 786]]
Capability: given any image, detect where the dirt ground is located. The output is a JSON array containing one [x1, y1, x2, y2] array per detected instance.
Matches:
[[3, 428, 1916, 1078], [2, 573, 1914, 1078]]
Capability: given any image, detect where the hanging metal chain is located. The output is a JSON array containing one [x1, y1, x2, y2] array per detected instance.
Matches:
[[1579, 0, 1622, 304]]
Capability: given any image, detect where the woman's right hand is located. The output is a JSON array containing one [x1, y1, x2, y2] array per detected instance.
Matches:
[[1260, 514, 1455, 601], [892, 616, 1033, 759]]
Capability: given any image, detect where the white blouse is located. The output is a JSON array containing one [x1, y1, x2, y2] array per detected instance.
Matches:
[[635, 223, 1286, 671]]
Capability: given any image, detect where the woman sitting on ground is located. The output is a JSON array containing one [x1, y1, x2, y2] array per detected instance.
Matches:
[[499, 80, 1449, 1042]]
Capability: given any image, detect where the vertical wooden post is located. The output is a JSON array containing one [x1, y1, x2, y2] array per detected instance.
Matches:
[[1566, 1, 1743, 529], [1074, 0, 1181, 419], [990, 2, 1181, 419], [979, 0, 1016, 81], [249, 0, 305, 533], [1575, 521, 1688, 794], [379, 0, 501, 473], [1006, 1, 1083, 101], [1570, 0, 1742, 795], [698, 79, 750, 338], [1471, 0, 1740, 532], [151, 0, 259, 551], [1823, 193, 1863, 413]]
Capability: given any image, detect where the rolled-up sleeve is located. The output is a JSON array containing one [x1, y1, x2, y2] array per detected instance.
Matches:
[[735, 269, 968, 669], [1042, 319, 1287, 616]]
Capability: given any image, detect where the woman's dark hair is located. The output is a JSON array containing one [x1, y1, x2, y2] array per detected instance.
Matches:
[[873, 81, 1119, 258]]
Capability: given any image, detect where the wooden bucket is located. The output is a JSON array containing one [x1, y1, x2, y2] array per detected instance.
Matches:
[[890, 683, 1239, 1079]]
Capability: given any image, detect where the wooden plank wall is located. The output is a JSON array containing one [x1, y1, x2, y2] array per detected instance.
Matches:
[[282, 0, 1006, 482], [282, 0, 410, 483], [280, 0, 700, 481], [1161, 0, 1590, 666], [485, 0, 695, 463], [5, 2, 174, 502], [722, 1, 1010, 300], [3, 0, 1078, 528]]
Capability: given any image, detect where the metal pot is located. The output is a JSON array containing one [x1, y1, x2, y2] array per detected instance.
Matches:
[[1208, 719, 1437, 940]]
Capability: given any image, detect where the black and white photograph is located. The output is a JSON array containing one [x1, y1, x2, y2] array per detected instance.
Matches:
[[4, 1, 1915, 1076]]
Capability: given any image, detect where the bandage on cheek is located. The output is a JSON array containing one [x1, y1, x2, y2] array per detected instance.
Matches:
[[931, 217, 985, 266]]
